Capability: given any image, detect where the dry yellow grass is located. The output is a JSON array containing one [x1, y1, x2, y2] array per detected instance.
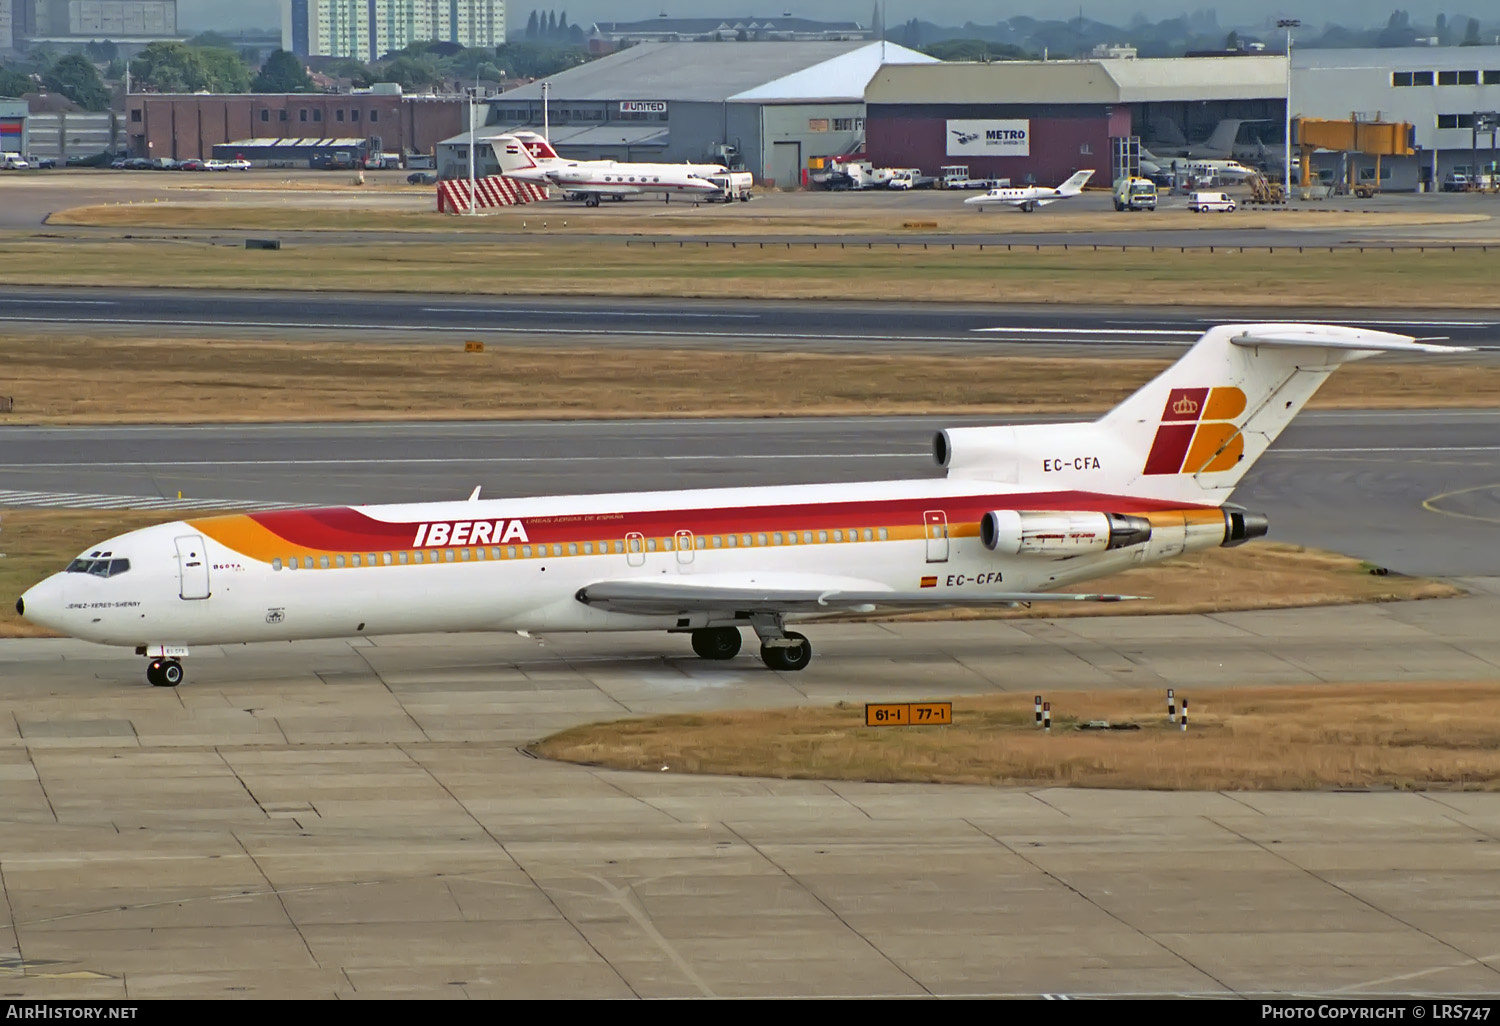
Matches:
[[530, 682, 1500, 791], [1, 336, 1497, 424], [0, 507, 1455, 639], [2, 239, 1500, 308]]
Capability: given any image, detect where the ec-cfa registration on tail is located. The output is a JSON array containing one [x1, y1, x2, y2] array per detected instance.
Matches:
[[18, 325, 1466, 687]]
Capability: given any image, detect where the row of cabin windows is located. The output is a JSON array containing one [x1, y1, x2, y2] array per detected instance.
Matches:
[[269, 527, 893, 570], [255, 109, 381, 123], [1393, 70, 1500, 86]]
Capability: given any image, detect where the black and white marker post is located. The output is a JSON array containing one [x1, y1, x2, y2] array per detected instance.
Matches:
[[1035, 695, 1043, 728], [1181, 698, 1188, 733], [1168, 688, 1176, 724], [1043, 702, 1051, 733]]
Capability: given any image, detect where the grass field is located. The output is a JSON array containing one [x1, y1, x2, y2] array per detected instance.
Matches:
[[0, 506, 1456, 638], [3, 238, 1500, 307], [529, 682, 1500, 791], [1, 336, 1498, 423]]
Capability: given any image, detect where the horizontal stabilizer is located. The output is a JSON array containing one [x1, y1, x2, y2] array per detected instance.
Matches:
[[577, 579, 1145, 616], [1229, 329, 1473, 355]]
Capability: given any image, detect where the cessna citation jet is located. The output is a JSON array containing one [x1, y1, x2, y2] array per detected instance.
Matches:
[[965, 169, 1095, 212], [491, 131, 726, 206], [18, 324, 1464, 687]]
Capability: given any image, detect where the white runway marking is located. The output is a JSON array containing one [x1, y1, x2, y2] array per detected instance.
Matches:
[[0, 489, 306, 511], [421, 307, 760, 319]]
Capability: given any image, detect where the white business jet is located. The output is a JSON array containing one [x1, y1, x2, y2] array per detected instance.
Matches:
[[492, 131, 727, 205], [964, 169, 1095, 212], [19, 324, 1465, 687]]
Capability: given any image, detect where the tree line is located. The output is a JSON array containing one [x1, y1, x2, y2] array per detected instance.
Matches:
[[0, 35, 595, 111], [523, 10, 586, 44]]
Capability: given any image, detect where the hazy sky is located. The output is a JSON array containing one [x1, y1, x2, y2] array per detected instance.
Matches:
[[183, 2, 1470, 35]]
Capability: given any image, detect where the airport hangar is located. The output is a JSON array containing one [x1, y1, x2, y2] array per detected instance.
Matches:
[[436, 39, 936, 186], [1294, 44, 1500, 191], [864, 56, 1288, 187]]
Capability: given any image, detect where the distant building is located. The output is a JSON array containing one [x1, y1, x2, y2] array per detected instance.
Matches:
[[1090, 42, 1138, 60], [283, 0, 507, 61], [8, 0, 178, 47], [126, 86, 466, 162], [588, 15, 871, 53]]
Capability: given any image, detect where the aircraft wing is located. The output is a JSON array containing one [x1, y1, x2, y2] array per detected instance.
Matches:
[[575, 578, 1144, 615]]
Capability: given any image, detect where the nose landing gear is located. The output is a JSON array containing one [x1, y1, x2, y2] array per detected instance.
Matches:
[[146, 658, 184, 687]]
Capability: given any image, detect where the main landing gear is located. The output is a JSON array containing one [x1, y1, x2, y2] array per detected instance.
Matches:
[[688, 618, 813, 672], [146, 658, 184, 687]]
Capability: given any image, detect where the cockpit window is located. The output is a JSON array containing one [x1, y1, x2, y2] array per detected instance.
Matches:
[[65, 558, 131, 577]]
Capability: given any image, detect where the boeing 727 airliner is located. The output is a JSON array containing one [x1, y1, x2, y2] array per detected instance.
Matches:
[[17, 323, 1464, 686]]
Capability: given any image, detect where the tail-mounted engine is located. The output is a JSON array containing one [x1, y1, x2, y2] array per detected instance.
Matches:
[[980, 510, 1154, 555]]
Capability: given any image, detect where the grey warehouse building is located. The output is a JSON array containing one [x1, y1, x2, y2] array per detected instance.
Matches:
[[437, 40, 936, 187], [1294, 45, 1500, 191]]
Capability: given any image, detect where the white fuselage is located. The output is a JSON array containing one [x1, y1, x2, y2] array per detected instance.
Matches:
[[20, 475, 1221, 650]]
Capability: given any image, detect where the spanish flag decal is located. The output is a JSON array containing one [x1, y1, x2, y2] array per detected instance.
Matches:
[[920, 576, 938, 588], [1143, 386, 1247, 475]]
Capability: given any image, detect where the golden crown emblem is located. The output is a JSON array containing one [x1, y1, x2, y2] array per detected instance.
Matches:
[[1173, 396, 1200, 415]]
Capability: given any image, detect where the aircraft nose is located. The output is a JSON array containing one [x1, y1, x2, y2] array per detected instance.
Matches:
[[17, 576, 65, 630]]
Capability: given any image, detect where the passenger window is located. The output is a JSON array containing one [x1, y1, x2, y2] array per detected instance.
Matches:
[[832, 530, 843, 542], [383, 553, 393, 565], [334, 555, 346, 568], [474, 548, 485, 560], [507, 546, 517, 559], [742, 535, 752, 547], [491, 547, 502, 559], [806, 531, 816, 544], [367, 553, 377, 566], [772, 532, 783, 545], [663, 538, 673, 551], [878, 528, 889, 540], [583, 542, 593, 554], [445, 549, 456, 562], [758, 533, 768, 546], [614, 541, 624, 553], [350, 554, 361, 567], [397, 551, 408, 564], [568, 543, 578, 555], [319, 555, 330, 569], [273, 558, 283, 571], [818, 531, 828, 543], [460, 548, 471, 561], [862, 529, 873, 541], [412, 551, 424, 564], [647, 539, 657, 551], [522, 545, 532, 558]]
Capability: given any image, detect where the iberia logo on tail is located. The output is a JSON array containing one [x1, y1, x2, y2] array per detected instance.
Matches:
[[1143, 386, 1247, 475]]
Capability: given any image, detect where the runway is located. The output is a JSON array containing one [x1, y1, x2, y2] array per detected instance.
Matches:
[[4, 286, 1500, 350], [3, 410, 1499, 576]]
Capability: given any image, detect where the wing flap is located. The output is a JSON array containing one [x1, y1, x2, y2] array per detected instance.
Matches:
[[575, 580, 1145, 615]]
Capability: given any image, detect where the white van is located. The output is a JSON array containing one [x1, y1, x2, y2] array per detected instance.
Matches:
[[1188, 191, 1236, 212]]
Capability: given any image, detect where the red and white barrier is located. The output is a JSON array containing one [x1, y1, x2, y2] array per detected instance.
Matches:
[[437, 175, 550, 213]]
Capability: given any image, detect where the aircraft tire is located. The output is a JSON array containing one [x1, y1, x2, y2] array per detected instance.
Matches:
[[760, 632, 811, 672], [691, 626, 742, 660], [147, 658, 183, 687]]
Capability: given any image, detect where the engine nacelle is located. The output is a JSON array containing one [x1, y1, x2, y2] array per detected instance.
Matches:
[[1221, 507, 1269, 547], [980, 510, 1154, 556]]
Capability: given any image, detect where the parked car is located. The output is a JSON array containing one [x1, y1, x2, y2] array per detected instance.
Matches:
[[1188, 190, 1236, 212], [1, 152, 30, 169], [24, 154, 54, 169], [407, 171, 437, 185], [1442, 173, 1470, 193], [178, 159, 207, 171], [224, 158, 252, 171]]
